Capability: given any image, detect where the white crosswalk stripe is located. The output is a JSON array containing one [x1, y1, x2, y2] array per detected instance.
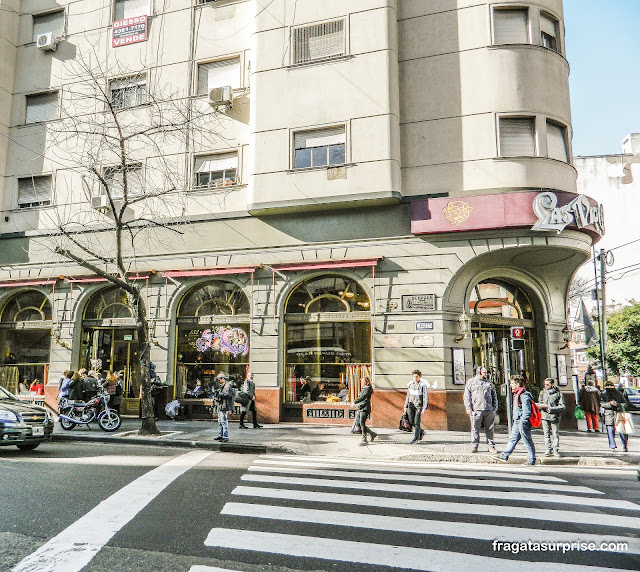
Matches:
[[202, 455, 639, 571]]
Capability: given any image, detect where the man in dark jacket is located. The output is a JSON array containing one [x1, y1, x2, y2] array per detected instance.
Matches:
[[214, 374, 235, 443], [537, 377, 566, 457], [495, 375, 536, 465], [463, 366, 498, 453], [79, 369, 99, 402], [352, 377, 377, 445]]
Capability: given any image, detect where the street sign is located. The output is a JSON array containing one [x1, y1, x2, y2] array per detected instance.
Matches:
[[510, 326, 525, 339]]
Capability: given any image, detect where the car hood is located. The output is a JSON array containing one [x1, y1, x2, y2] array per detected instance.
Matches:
[[0, 398, 47, 416]]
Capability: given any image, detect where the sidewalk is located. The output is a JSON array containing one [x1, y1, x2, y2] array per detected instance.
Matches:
[[51, 417, 640, 466]]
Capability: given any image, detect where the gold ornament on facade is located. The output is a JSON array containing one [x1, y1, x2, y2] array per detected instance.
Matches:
[[443, 201, 473, 225]]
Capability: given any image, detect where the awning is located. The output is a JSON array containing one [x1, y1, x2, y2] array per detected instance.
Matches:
[[271, 258, 381, 272], [66, 275, 149, 283], [0, 279, 57, 288], [162, 266, 258, 278]]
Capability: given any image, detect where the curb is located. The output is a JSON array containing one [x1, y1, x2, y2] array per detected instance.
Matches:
[[51, 433, 639, 466]]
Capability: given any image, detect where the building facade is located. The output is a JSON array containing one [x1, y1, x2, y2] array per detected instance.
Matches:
[[0, 0, 602, 429]]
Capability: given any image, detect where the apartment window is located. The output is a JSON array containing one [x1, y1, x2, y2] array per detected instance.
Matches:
[[499, 117, 535, 157], [194, 153, 238, 187], [292, 19, 345, 65], [32, 10, 65, 42], [109, 76, 147, 110], [114, 0, 149, 21], [493, 8, 529, 44], [540, 12, 559, 52], [294, 127, 345, 169], [18, 175, 52, 208], [546, 121, 568, 162], [25, 91, 58, 124], [197, 57, 241, 95], [103, 164, 143, 197]]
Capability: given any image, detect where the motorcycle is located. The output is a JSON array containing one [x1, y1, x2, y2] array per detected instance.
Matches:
[[58, 391, 121, 432]]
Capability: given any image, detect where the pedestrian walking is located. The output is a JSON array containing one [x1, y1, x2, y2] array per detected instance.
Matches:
[[68, 372, 83, 401], [58, 370, 73, 403], [495, 375, 536, 465], [463, 366, 498, 453], [239, 371, 262, 429], [214, 374, 235, 442], [537, 377, 566, 457], [352, 376, 377, 445], [79, 368, 99, 402], [404, 369, 429, 444], [579, 380, 601, 432], [601, 381, 630, 452]]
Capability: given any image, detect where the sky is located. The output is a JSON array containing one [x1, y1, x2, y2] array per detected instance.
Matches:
[[564, 0, 640, 156]]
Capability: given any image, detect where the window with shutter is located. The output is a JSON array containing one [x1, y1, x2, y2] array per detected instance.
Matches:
[[540, 12, 559, 52], [102, 164, 143, 197], [114, 0, 149, 21], [197, 58, 241, 95], [18, 175, 52, 208], [292, 19, 345, 65], [493, 8, 529, 45], [499, 117, 536, 157], [109, 76, 147, 110], [25, 92, 58, 124], [546, 121, 568, 162], [32, 10, 65, 42], [194, 153, 238, 187], [294, 127, 346, 169]]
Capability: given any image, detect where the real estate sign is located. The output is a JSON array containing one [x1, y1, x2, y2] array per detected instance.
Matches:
[[112, 16, 148, 48]]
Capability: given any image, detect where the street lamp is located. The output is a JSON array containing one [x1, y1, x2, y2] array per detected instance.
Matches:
[[558, 324, 571, 350], [456, 311, 472, 343]]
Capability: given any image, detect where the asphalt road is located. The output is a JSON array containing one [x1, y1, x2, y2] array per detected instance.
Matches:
[[1, 441, 639, 572]]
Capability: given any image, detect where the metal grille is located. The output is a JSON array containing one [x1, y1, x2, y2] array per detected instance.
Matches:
[[20, 412, 46, 425], [293, 19, 345, 65]]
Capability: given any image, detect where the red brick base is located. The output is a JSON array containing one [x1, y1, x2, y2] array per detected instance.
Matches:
[[255, 387, 281, 424]]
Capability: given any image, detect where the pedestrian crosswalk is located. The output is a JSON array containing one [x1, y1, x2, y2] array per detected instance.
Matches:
[[197, 455, 640, 572]]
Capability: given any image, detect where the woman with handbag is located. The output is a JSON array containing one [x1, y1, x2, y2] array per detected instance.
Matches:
[[601, 381, 631, 452], [352, 377, 377, 445]]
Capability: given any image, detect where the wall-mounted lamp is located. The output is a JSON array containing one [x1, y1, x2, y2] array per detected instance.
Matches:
[[53, 325, 71, 350], [558, 324, 571, 350], [456, 311, 472, 343]]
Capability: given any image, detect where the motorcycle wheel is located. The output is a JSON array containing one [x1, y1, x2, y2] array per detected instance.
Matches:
[[60, 417, 77, 430], [98, 411, 121, 432]]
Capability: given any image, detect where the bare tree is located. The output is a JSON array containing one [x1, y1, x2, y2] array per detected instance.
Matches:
[[37, 49, 227, 435]]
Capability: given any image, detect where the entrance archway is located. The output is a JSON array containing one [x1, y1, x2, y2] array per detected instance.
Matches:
[[470, 279, 537, 387], [0, 290, 52, 393], [175, 280, 250, 398], [81, 286, 142, 412], [283, 275, 372, 408]]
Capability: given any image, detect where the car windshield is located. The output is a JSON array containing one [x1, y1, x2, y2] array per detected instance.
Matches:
[[0, 386, 18, 400]]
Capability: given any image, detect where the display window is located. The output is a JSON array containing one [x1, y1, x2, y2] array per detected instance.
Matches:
[[175, 281, 250, 398], [0, 290, 52, 394], [284, 275, 371, 404]]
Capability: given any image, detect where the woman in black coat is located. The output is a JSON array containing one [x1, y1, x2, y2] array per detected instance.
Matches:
[[352, 377, 377, 445]]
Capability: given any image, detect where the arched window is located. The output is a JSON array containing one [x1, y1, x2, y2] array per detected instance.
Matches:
[[83, 286, 134, 320], [284, 275, 372, 404], [470, 279, 533, 320], [176, 281, 251, 395], [0, 290, 52, 392]]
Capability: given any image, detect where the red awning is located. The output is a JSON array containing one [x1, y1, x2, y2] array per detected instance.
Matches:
[[271, 258, 381, 272], [0, 279, 57, 288], [162, 267, 257, 278], [66, 275, 149, 283]]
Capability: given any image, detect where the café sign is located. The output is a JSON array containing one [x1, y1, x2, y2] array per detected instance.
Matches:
[[532, 192, 604, 236]]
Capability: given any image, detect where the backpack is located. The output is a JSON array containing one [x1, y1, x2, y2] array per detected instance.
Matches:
[[529, 399, 542, 428]]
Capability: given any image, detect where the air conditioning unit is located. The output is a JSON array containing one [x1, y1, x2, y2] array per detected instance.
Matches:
[[208, 86, 233, 107], [36, 33, 58, 52], [91, 195, 110, 211]]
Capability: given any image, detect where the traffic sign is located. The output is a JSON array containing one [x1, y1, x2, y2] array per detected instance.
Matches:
[[510, 326, 524, 339]]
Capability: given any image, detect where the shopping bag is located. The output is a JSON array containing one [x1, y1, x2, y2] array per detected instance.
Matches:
[[351, 417, 361, 434], [615, 412, 634, 434], [574, 406, 585, 420], [399, 412, 412, 432]]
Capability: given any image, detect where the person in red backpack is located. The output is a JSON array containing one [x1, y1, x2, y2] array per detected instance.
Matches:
[[494, 375, 536, 466]]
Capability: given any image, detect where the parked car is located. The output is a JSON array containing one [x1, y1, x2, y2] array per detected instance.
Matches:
[[623, 387, 640, 411], [0, 386, 54, 451]]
